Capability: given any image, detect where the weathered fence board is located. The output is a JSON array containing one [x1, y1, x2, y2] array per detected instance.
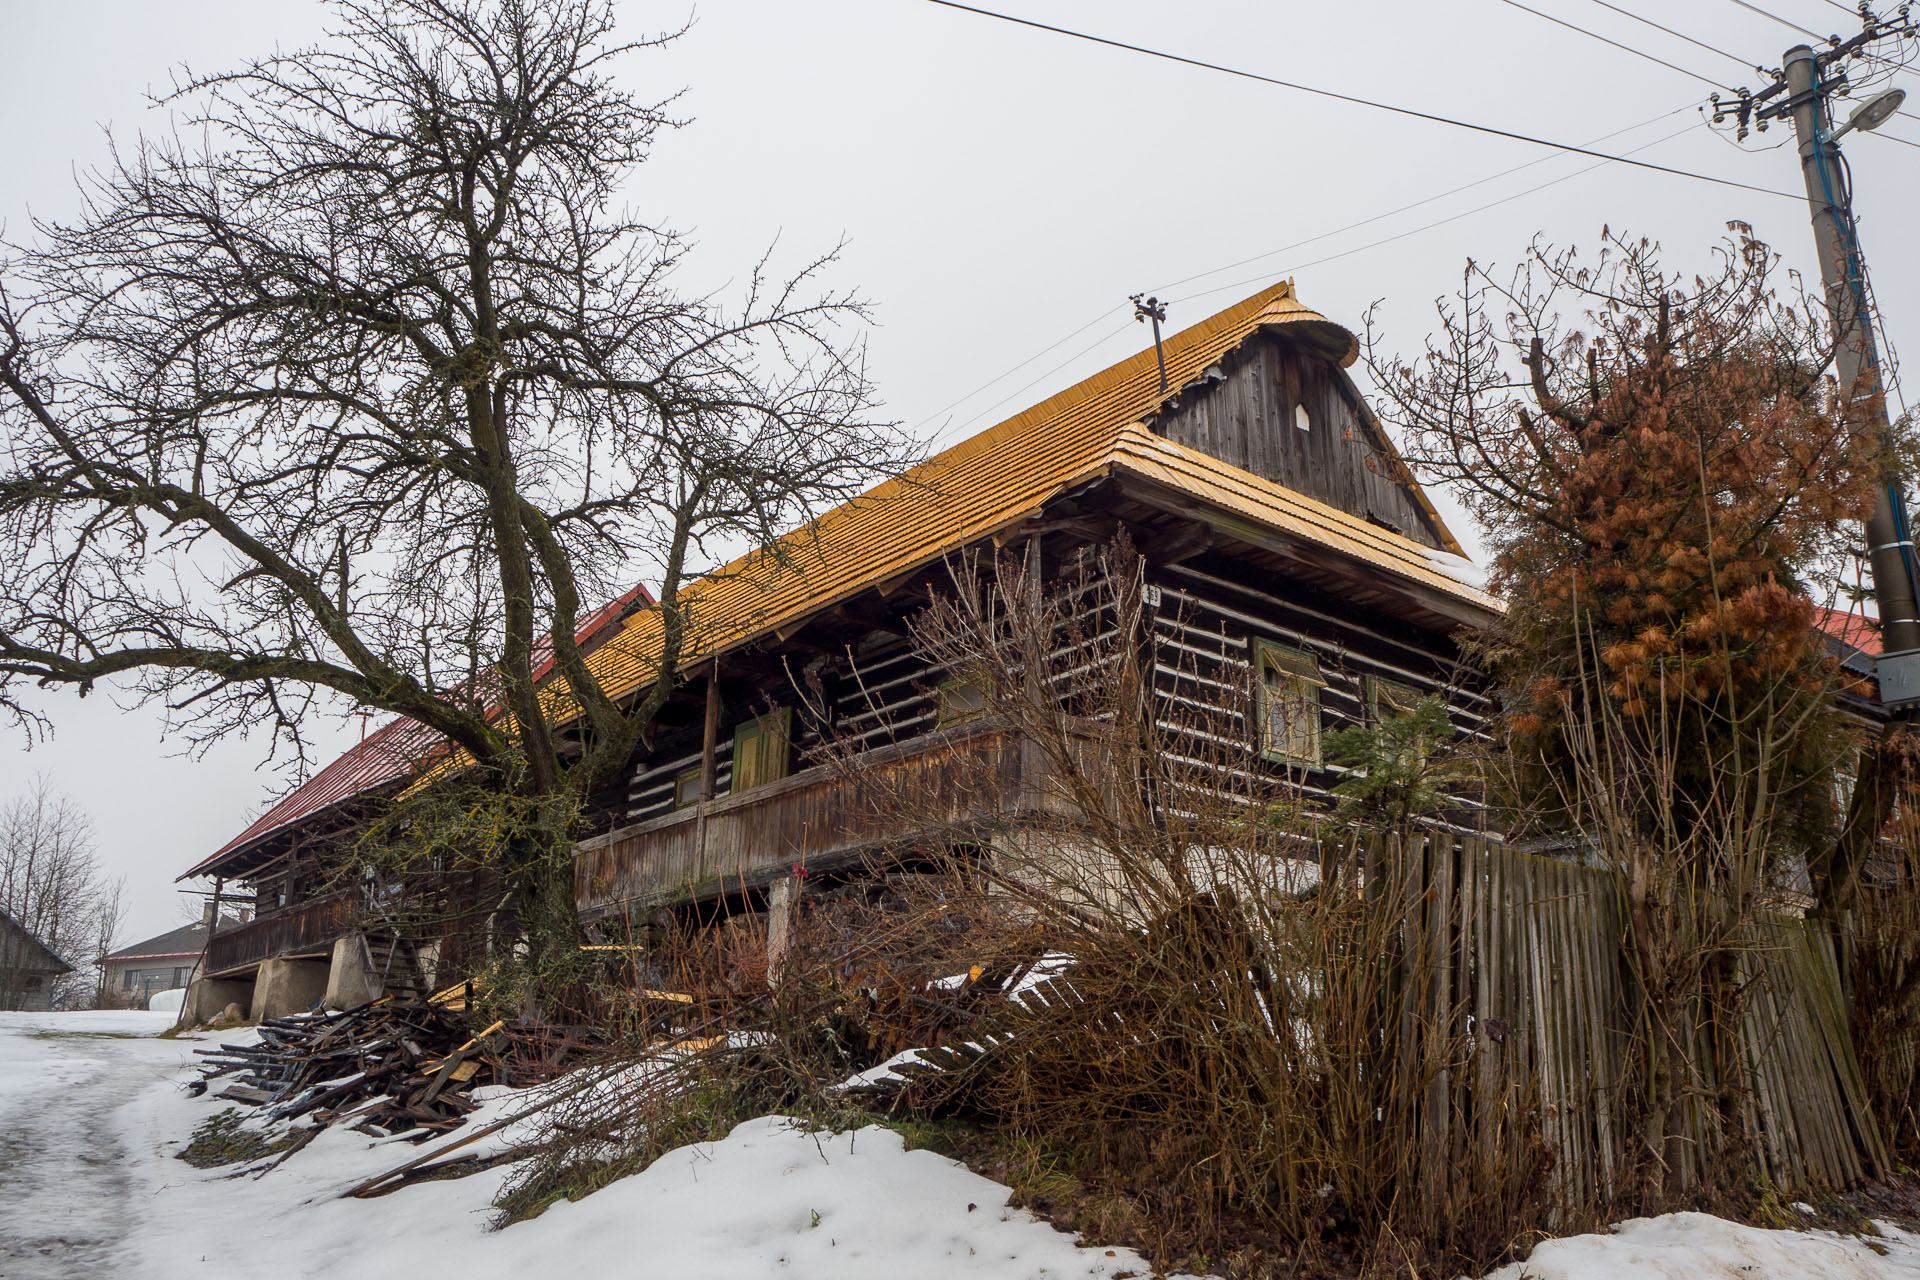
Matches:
[[1387, 833, 1882, 1201]]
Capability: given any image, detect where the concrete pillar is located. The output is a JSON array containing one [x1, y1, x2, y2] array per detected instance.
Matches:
[[177, 977, 253, 1028], [251, 957, 330, 1021], [414, 940, 442, 992], [323, 934, 382, 1010]]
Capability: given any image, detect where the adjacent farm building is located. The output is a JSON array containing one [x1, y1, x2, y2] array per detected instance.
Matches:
[[0, 906, 70, 1012]]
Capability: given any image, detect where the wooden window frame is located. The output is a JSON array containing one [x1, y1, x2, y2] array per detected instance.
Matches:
[[673, 766, 704, 810], [731, 706, 794, 794], [936, 677, 989, 728], [1253, 639, 1326, 768], [1366, 675, 1425, 724]]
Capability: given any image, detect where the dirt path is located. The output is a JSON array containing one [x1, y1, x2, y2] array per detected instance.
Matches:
[[0, 1013, 187, 1280]]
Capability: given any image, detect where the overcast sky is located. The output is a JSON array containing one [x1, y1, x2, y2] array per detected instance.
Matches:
[[5, 0, 1917, 948]]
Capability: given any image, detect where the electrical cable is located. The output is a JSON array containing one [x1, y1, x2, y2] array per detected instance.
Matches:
[[912, 310, 1122, 433], [1579, 0, 1761, 71], [913, 103, 1698, 438], [1726, 0, 1830, 41], [923, 317, 1137, 447], [1493, 0, 1737, 88], [1149, 103, 1695, 297], [1162, 122, 1707, 309], [920, 0, 1801, 201]]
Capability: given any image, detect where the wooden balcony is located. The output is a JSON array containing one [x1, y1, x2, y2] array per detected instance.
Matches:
[[206, 890, 358, 977], [576, 718, 1085, 920]]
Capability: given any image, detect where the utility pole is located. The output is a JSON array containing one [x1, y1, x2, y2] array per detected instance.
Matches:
[[1131, 294, 1169, 393], [1733, 10, 1920, 706]]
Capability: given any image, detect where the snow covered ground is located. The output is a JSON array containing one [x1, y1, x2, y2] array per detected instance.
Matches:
[[1481, 1212, 1920, 1279], [0, 1010, 1164, 1279], [5, 1009, 1920, 1279]]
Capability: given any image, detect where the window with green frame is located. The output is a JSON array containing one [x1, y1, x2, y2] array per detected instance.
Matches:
[[1366, 675, 1425, 723], [1253, 639, 1326, 767], [732, 706, 793, 793], [936, 677, 988, 727], [673, 766, 704, 809]]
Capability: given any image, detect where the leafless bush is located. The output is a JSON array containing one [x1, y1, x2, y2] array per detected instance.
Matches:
[[492, 898, 958, 1224], [812, 543, 1553, 1275]]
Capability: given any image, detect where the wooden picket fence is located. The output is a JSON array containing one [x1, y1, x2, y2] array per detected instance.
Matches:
[[1387, 830, 1886, 1200]]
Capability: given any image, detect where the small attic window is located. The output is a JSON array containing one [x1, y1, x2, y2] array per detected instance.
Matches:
[[1294, 404, 1310, 432]]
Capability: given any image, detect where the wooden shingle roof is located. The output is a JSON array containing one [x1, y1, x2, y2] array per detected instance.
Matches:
[[570, 280, 1494, 709]]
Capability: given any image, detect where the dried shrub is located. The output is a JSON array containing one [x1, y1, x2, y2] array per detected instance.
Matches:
[[819, 542, 1552, 1275]]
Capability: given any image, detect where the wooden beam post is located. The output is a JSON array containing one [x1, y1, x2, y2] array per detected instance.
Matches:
[[766, 873, 802, 982], [695, 660, 720, 875], [700, 659, 721, 801]]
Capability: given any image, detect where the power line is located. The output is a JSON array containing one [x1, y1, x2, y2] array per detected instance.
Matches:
[[1578, 0, 1759, 72], [1725, 0, 1829, 40], [1165, 123, 1706, 309], [913, 104, 1697, 441], [934, 118, 1707, 443], [1149, 103, 1695, 296], [925, 318, 1136, 446], [921, 0, 1800, 201], [1494, 0, 1736, 89], [913, 310, 1120, 431]]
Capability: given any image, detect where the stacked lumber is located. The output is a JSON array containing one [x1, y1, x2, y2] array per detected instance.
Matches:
[[190, 996, 598, 1140]]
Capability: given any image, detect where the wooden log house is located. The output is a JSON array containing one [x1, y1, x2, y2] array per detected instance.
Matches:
[[179, 281, 1502, 1010]]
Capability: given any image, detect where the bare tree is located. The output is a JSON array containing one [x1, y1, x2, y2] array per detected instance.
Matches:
[[0, 0, 905, 986], [0, 778, 122, 1010]]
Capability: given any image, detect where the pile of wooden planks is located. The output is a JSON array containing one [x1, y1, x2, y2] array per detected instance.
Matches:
[[190, 996, 597, 1140]]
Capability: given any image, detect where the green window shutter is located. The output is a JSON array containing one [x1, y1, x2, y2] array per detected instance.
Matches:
[[1253, 639, 1325, 768], [1367, 675, 1424, 723], [731, 706, 793, 793]]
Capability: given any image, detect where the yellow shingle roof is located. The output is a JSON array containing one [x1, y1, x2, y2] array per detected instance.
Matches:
[[571, 280, 1492, 710]]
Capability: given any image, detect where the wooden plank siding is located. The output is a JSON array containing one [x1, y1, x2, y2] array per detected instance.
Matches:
[[623, 634, 942, 829], [577, 718, 1085, 918], [1150, 339, 1446, 550], [205, 890, 357, 977]]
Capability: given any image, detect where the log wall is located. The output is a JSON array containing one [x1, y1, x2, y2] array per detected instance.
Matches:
[[1147, 553, 1489, 808]]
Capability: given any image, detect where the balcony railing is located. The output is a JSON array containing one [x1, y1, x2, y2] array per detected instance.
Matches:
[[576, 718, 1087, 919], [205, 890, 358, 977]]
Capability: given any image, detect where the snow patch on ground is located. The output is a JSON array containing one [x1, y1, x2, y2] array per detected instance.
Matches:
[[1, 1011, 1171, 1279], [1482, 1211, 1920, 1279]]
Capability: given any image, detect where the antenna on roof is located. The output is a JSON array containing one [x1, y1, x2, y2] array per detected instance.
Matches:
[[1131, 294, 1169, 394]]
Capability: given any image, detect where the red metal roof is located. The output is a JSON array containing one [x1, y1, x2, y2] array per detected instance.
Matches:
[[1813, 603, 1882, 658], [182, 582, 651, 880]]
